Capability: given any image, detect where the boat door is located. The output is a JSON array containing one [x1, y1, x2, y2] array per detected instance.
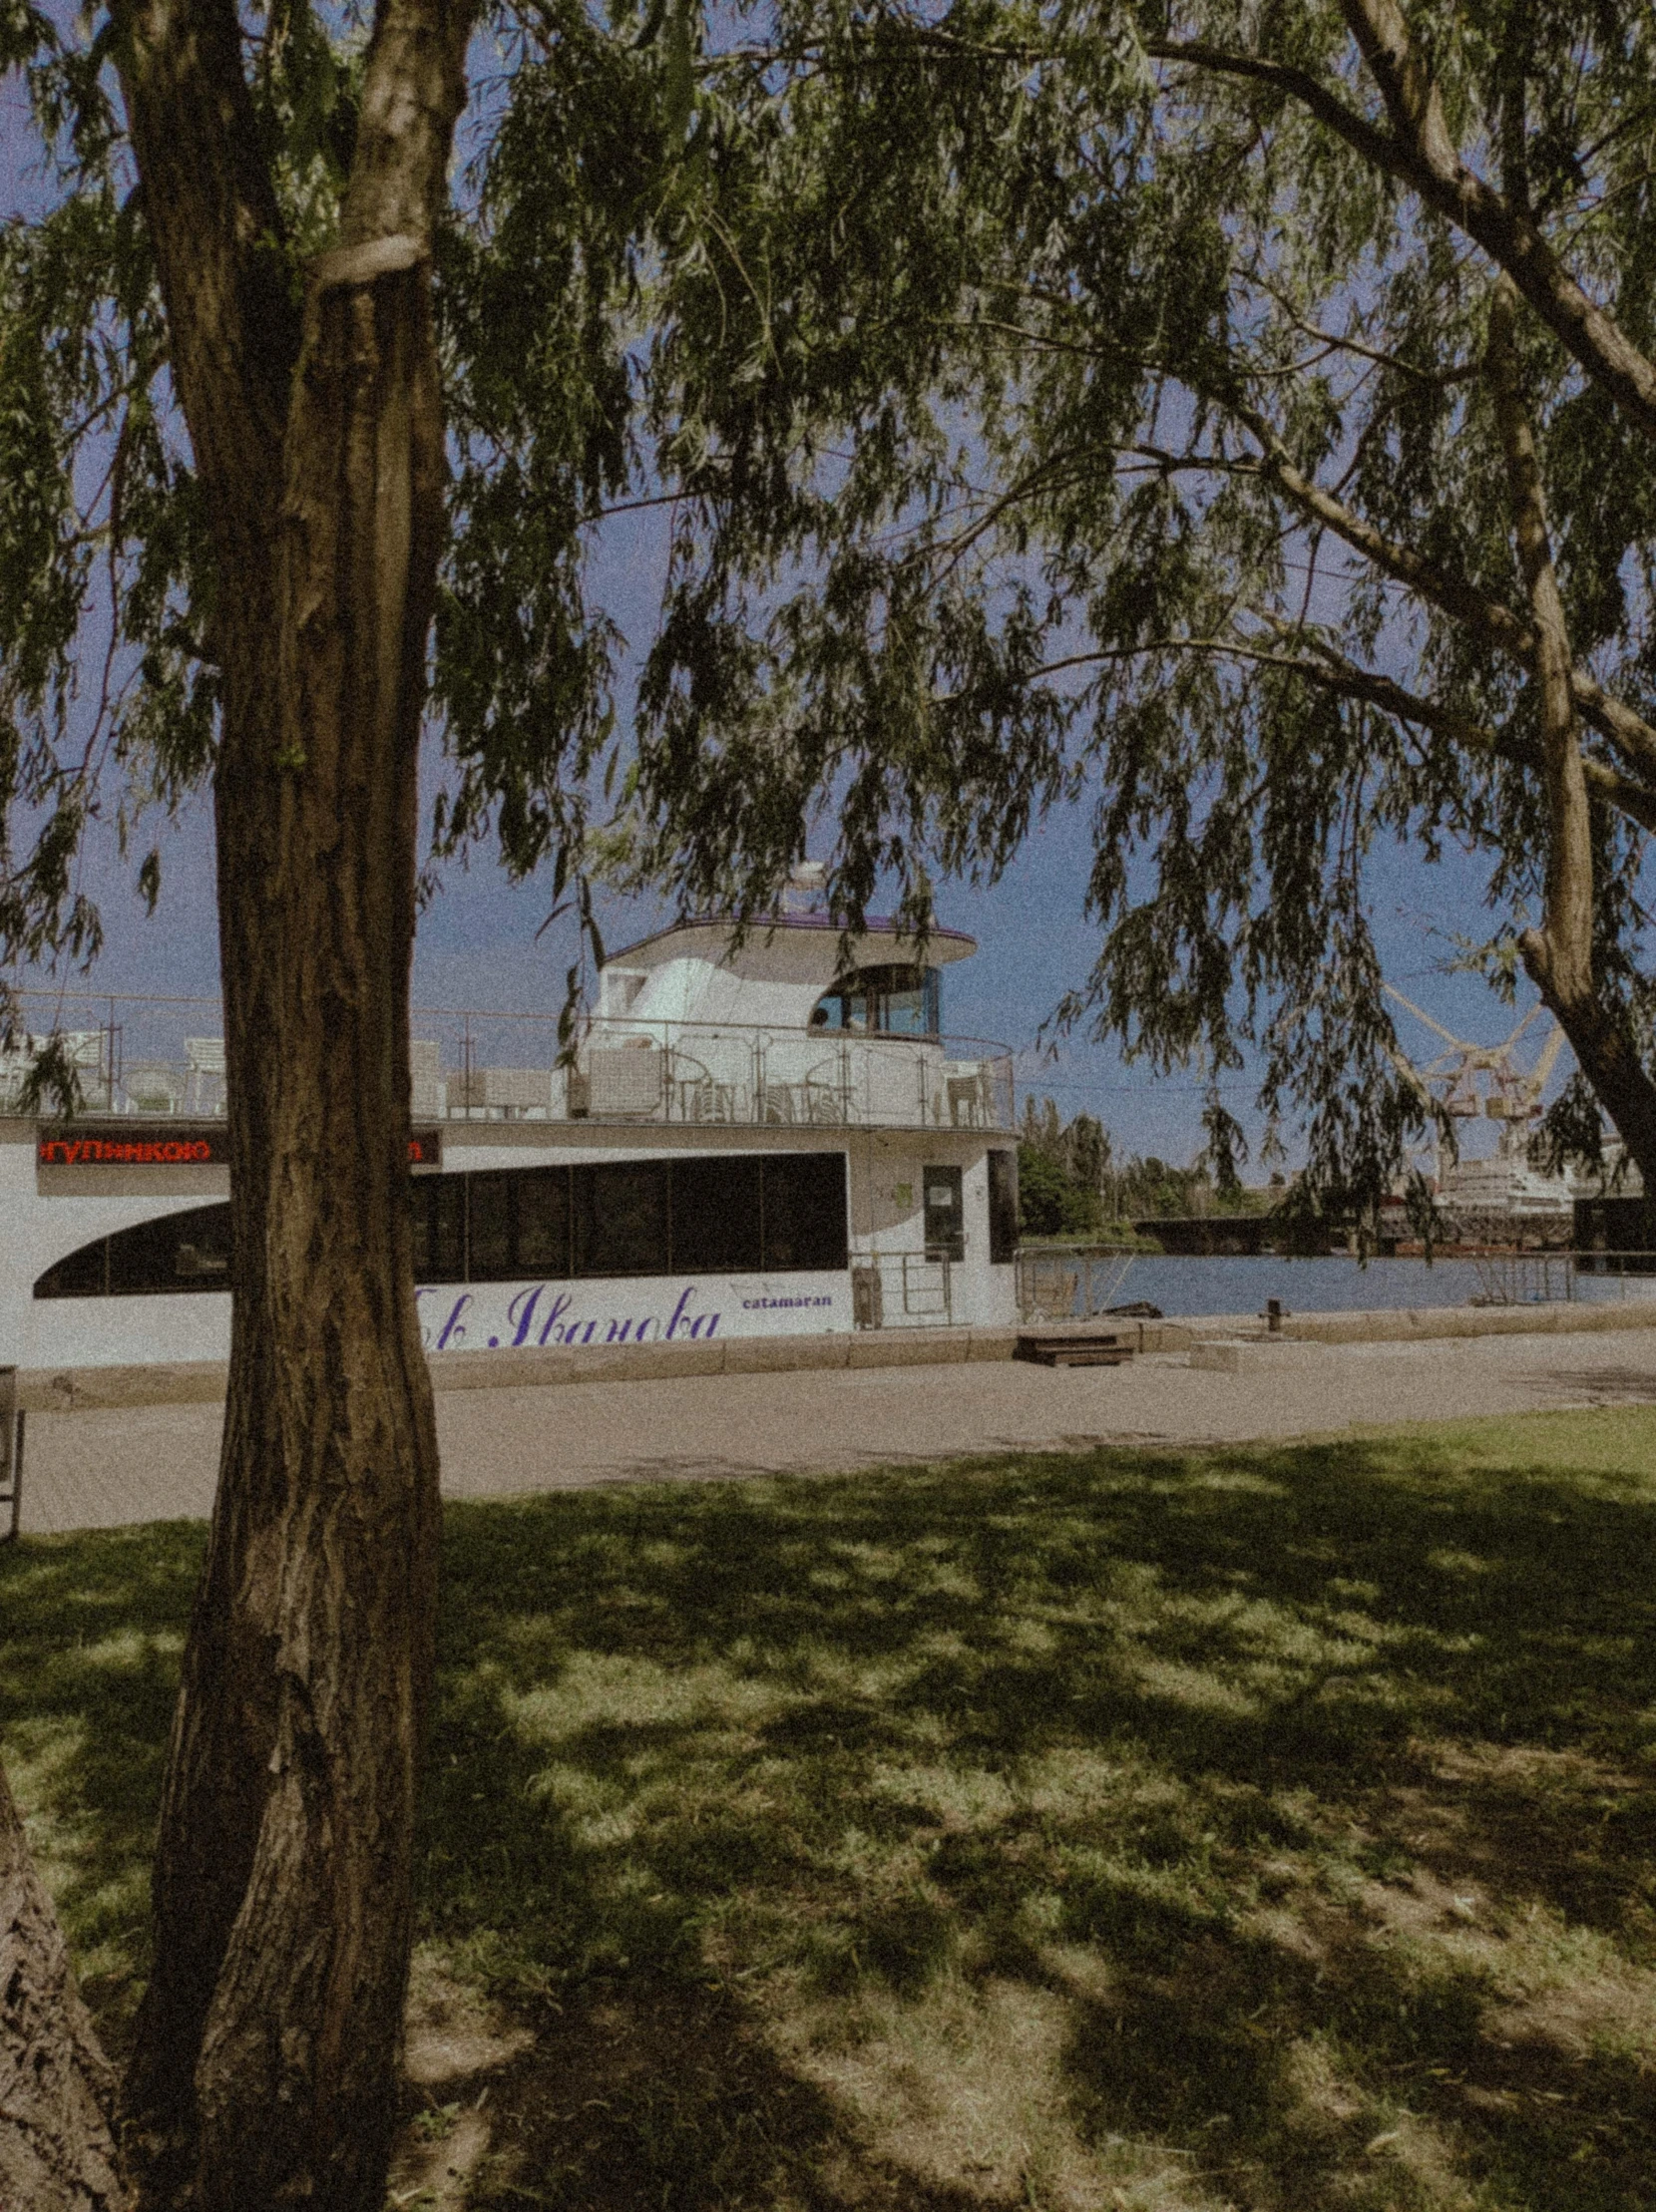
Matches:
[[923, 1165, 965, 1262]]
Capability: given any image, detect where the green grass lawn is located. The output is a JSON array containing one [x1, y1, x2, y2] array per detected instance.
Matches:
[[7, 1409, 1656, 2209]]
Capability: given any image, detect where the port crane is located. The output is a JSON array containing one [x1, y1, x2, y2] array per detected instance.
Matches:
[[1384, 985, 1567, 1179]]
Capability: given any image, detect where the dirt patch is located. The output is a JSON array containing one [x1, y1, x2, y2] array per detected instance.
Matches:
[[388, 1957, 533, 2209]]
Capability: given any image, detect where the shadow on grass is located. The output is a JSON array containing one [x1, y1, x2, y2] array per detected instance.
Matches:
[[0, 1517, 205, 2052], [8, 1413, 1656, 2204], [427, 1416, 1656, 2208]]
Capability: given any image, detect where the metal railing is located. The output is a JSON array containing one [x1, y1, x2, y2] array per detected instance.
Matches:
[[1476, 1249, 1656, 1303], [1016, 1247, 1139, 1322], [1, 988, 1016, 1136], [1014, 1244, 1656, 1322], [851, 1251, 955, 1327]]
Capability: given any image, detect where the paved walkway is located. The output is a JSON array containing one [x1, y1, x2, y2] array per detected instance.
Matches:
[[17, 1324, 1656, 1535]]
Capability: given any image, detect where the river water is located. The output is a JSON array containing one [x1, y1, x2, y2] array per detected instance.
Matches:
[[1025, 1251, 1656, 1320]]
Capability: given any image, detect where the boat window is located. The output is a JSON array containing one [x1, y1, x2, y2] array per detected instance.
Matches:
[[410, 1175, 466, 1285], [514, 1165, 573, 1278], [811, 964, 940, 1037], [35, 1202, 234, 1299], [36, 1151, 851, 1296], [467, 1169, 516, 1282], [761, 1152, 849, 1271], [673, 1155, 763, 1273], [32, 1235, 111, 1299], [575, 1159, 671, 1279]]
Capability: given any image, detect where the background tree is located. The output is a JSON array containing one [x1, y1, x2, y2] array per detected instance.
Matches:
[[1018, 1096, 1111, 1233], [635, 0, 1656, 1212], [0, 0, 668, 2204]]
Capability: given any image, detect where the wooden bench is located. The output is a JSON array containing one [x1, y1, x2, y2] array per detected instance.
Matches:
[[1015, 1331, 1134, 1368]]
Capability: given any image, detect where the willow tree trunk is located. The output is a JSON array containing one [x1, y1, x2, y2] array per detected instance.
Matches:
[[110, 1, 466, 2206], [0, 1762, 128, 2211], [1486, 273, 1656, 1193]]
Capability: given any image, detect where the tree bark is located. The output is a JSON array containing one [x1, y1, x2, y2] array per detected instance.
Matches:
[[1486, 274, 1656, 1189], [186, 239, 445, 2212], [111, 2, 468, 2206], [0, 1760, 128, 2212]]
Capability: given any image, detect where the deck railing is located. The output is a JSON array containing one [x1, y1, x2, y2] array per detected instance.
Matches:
[[1, 988, 1016, 1136]]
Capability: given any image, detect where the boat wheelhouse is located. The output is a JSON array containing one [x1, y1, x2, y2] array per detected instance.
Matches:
[[2, 909, 1022, 1370]]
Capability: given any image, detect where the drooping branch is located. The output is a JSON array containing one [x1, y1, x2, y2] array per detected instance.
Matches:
[[1023, 629, 1656, 836], [1150, 15, 1656, 442], [1252, 628, 1656, 838], [1336, 0, 1656, 440]]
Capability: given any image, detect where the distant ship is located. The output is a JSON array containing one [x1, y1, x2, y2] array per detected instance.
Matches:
[[1435, 1154, 1579, 1244]]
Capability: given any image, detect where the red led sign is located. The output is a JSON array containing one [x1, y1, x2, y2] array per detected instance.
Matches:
[[38, 1125, 227, 1169], [39, 1125, 441, 1169]]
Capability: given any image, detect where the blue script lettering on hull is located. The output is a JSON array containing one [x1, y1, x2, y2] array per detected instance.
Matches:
[[415, 1281, 732, 1353]]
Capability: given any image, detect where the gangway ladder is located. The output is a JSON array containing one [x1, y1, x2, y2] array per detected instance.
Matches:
[[0, 1366, 22, 1543]]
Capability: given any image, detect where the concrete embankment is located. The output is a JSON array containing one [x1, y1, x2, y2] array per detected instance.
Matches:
[[16, 1319, 1172, 1411], [15, 1296, 1656, 1410]]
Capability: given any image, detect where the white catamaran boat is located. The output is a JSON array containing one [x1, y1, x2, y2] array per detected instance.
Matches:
[[2, 904, 1022, 1371]]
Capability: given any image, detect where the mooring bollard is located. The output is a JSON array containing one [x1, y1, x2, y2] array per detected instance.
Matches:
[[1265, 1297, 1284, 1334], [0, 1366, 20, 1542]]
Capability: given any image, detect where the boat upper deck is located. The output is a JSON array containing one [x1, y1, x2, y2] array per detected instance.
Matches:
[[2, 916, 1017, 1137]]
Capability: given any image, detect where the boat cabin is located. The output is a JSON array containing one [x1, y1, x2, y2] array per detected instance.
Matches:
[[1, 910, 1022, 1371]]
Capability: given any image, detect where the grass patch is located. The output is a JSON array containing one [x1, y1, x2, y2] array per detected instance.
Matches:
[[8, 1408, 1656, 2206]]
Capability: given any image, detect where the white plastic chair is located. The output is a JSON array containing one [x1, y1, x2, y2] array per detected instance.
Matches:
[[185, 1037, 226, 1115]]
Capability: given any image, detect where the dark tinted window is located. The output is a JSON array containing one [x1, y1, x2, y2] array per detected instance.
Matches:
[[39, 1152, 852, 1297], [165, 1204, 233, 1289], [515, 1166, 571, 1277], [575, 1159, 670, 1278], [411, 1176, 465, 1284], [761, 1154, 848, 1271], [988, 1150, 1019, 1265], [33, 1237, 109, 1298], [467, 1170, 515, 1282], [672, 1155, 763, 1273], [37, 1203, 232, 1298]]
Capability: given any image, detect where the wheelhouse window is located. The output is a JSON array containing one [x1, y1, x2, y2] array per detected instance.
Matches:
[[811, 963, 940, 1038], [37, 1153, 850, 1296]]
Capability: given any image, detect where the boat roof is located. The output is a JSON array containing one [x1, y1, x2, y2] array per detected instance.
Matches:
[[606, 913, 979, 971]]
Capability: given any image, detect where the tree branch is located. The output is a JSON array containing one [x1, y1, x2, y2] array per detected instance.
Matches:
[[340, 0, 475, 250], [1022, 630, 1656, 836], [1488, 272, 1594, 992], [1150, 20, 1656, 442], [1226, 398, 1656, 781], [1477, 265, 1656, 1179], [114, 0, 299, 576]]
